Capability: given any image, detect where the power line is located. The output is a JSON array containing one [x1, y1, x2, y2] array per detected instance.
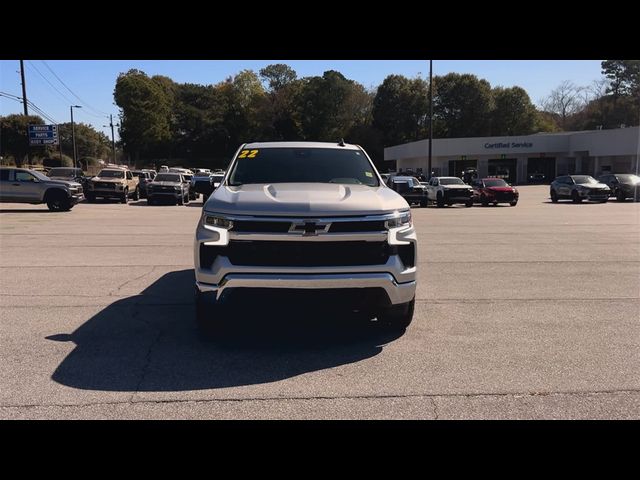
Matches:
[[1, 91, 58, 123], [40, 60, 110, 116], [26, 61, 76, 106]]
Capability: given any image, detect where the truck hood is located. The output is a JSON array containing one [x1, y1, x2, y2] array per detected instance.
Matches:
[[91, 177, 124, 183], [46, 179, 81, 188], [205, 183, 409, 216], [150, 181, 182, 187]]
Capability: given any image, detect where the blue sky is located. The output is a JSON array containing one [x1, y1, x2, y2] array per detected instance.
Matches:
[[1, 60, 604, 141]]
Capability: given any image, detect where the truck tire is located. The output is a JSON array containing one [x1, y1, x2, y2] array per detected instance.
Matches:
[[465, 199, 473, 207], [436, 193, 445, 208], [195, 288, 225, 339], [420, 199, 428, 207], [45, 189, 72, 212], [132, 187, 139, 201], [378, 298, 414, 332], [481, 195, 489, 207], [86, 193, 96, 203], [177, 194, 184, 205], [121, 189, 128, 204], [550, 190, 558, 203], [616, 189, 626, 202]]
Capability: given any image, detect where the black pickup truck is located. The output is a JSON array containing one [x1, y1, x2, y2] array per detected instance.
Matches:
[[192, 172, 225, 202]]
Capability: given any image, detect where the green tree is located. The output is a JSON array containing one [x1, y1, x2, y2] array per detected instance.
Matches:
[[296, 70, 369, 141], [0, 114, 45, 166], [114, 69, 172, 162], [259, 64, 297, 92], [433, 73, 494, 138], [57, 122, 111, 161], [491, 86, 538, 136], [372, 74, 429, 146], [601, 60, 640, 99]]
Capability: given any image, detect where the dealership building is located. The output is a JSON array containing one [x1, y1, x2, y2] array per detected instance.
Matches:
[[384, 126, 640, 184]]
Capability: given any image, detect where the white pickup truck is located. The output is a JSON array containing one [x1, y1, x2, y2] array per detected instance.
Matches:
[[425, 176, 474, 208]]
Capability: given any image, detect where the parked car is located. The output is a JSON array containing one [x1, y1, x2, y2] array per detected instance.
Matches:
[[132, 170, 153, 198], [0, 167, 83, 211], [142, 169, 157, 180], [146, 172, 191, 205], [387, 176, 428, 207], [86, 167, 139, 203], [47, 167, 90, 190], [461, 168, 478, 185], [597, 173, 640, 202], [472, 178, 519, 206], [528, 173, 546, 184], [195, 141, 417, 336], [549, 175, 610, 203], [425, 176, 473, 207]]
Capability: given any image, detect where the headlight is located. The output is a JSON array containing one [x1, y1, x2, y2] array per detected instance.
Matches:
[[385, 211, 412, 229], [203, 215, 233, 230]]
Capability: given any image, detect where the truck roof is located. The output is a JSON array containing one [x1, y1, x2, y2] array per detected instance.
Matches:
[[243, 141, 361, 151]]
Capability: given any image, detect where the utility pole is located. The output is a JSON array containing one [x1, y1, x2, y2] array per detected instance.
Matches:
[[104, 115, 119, 165], [20, 60, 28, 116], [70, 105, 82, 169], [20, 60, 30, 165], [428, 59, 433, 179]]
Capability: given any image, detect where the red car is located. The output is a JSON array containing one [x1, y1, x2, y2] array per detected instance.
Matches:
[[472, 178, 519, 206]]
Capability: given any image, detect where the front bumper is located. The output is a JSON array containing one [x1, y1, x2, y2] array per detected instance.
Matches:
[[70, 193, 84, 204], [194, 213, 418, 306], [148, 191, 181, 200], [196, 273, 416, 304]]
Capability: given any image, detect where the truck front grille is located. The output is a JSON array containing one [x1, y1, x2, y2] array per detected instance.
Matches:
[[200, 241, 390, 269]]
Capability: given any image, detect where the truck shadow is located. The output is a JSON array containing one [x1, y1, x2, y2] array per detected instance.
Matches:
[[49, 269, 402, 392]]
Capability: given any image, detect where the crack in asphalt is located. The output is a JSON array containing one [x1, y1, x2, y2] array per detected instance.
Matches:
[[109, 266, 157, 297], [129, 302, 165, 402], [2, 388, 639, 411], [430, 397, 439, 420]]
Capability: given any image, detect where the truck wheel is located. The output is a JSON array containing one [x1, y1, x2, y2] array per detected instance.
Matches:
[[195, 288, 225, 339], [378, 298, 415, 332], [86, 193, 96, 203], [177, 194, 184, 205], [420, 199, 428, 207], [184, 192, 190, 205], [481, 196, 489, 207], [510, 201, 518, 206], [616, 190, 626, 202], [465, 200, 473, 207], [121, 189, 128, 204], [147, 197, 155, 206], [550, 190, 558, 203], [132, 187, 139, 201], [45, 190, 72, 212], [436, 193, 444, 208]]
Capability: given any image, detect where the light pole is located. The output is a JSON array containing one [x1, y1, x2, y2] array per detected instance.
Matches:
[[428, 59, 433, 179], [103, 114, 119, 165], [70, 105, 82, 169]]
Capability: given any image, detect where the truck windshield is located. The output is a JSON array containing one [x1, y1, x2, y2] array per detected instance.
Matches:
[[154, 174, 181, 182], [98, 170, 124, 178], [440, 178, 464, 185], [228, 147, 379, 187], [49, 168, 79, 177]]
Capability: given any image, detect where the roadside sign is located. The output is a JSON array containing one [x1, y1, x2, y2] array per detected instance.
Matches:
[[28, 124, 58, 146]]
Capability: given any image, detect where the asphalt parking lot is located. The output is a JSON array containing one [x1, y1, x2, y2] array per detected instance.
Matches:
[[0, 185, 638, 419]]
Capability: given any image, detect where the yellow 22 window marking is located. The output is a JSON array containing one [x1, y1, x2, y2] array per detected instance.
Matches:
[[238, 149, 259, 159]]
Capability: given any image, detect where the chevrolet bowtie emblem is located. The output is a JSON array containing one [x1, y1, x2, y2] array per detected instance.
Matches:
[[289, 221, 330, 236]]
